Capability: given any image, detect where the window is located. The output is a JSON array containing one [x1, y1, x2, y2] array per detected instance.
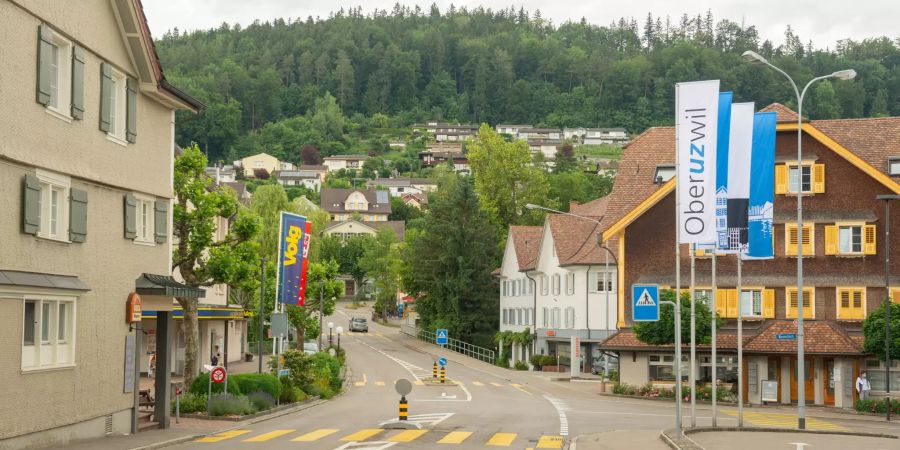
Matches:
[[517, 309, 523, 325], [648, 353, 689, 382], [135, 196, 155, 244], [551, 307, 561, 328], [552, 274, 561, 295], [826, 223, 876, 256], [739, 289, 762, 317], [565, 273, 575, 295], [40, 28, 73, 119], [837, 287, 865, 320], [529, 308, 534, 325], [502, 308, 507, 325], [542, 307, 549, 327], [541, 275, 549, 296], [654, 165, 675, 183], [839, 225, 862, 254], [107, 67, 127, 142], [864, 358, 900, 392], [527, 279, 533, 295], [694, 289, 712, 310], [785, 223, 814, 257], [788, 165, 812, 193], [890, 158, 900, 176], [786, 287, 815, 319], [22, 297, 76, 370], [591, 272, 616, 293], [36, 170, 70, 241], [699, 355, 738, 384], [502, 280, 507, 297], [776, 163, 824, 194]]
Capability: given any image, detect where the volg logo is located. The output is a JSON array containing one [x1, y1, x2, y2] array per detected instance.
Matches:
[[283, 225, 303, 266]]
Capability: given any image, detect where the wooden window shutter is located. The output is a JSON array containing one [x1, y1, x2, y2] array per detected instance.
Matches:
[[802, 224, 814, 256], [154, 200, 168, 244], [787, 289, 798, 318], [812, 164, 825, 193], [824, 225, 838, 255], [68, 188, 88, 243], [22, 175, 41, 235], [785, 224, 798, 256], [100, 63, 112, 132], [715, 289, 728, 317], [864, 224, 877, 255], [126, 77, 137, 143], [71, 46, 85, 120], [726, 290, 738, 318], [762, 289, 775, 318], [123, 194, 136, 239], [774, 165, 787, 194], [36, 25, 53, 106]]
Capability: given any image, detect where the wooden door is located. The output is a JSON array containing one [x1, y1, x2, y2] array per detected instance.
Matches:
[[823, 358, 835, 406], [767, 357, 782, 402], [790, 358, 815, 403]]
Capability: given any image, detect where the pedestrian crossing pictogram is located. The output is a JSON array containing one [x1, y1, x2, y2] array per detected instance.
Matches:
[[635, 289, 656, 306]]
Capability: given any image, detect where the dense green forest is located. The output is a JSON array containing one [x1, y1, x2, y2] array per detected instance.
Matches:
[[156, 5, 900, 165]]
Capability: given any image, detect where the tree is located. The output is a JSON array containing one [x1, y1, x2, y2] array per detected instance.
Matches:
[[402, 178, 500, 347], [309, 93, 345, 142], [359, 228, 403, 321], [467, 124, 554, 227], [554, 143, 578, 173], [173, 145, 260, 385], [334, 50, 355, 110], [812, 80, 841, 119], [861, 301, 900, 362], [300, 144, 322, 165], [633, 290, 723, 345], [338, 234, 373, 294], [389, 196, 424, 222]]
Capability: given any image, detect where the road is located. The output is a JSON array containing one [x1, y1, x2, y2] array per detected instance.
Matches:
[[170, 304, 900, 450]]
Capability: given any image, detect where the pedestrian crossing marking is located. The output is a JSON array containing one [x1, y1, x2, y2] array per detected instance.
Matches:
[[355, 373, 368, 387], [341, 428, 384, 441], [486, 432, 517, 446], [722, 410, 846, 431], [375, 381, 386, 386], [414, 379, 424, 385], [243, 429, 294, 442], [195, 429, 251, 442], [437, 431, 472, 444], [291, 428, 339, 442], [510, 383, 531, 395], [490, 382, 503, 387], [472, 381, 484, 386], [536, 435, 565, 448], [387, 430, 428, 442]]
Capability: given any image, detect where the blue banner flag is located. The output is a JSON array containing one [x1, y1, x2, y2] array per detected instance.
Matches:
[[745, 112, 776, 259], [276, 212, 308, 304], [715, 92, 733, 251]]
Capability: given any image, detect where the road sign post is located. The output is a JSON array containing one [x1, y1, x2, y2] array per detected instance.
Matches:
[[395, 379, 412, 421], [436, 329, 448, 345], [438, 357, 447, 366], [207, 366, 227, 412]]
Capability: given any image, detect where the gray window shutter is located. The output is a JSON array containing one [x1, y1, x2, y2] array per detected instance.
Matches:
[[100, 63, 112, 132], [124, 194, 136, 239], [154, 200, 168, 244], [126, 77, 137, 143], [69, 188, 88, 243], [23, 175, 41, 235], [36, 25, 53, 106], [71, 46, 85, 120]]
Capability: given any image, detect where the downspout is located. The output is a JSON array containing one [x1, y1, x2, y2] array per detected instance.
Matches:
[[525, 271, 538, 356], [585, 264, 593, 341]]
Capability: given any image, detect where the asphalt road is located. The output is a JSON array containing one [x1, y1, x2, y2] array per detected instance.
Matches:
[[170, 304, 900, 450]]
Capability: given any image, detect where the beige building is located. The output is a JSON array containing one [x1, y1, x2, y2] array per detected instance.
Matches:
[[320, 188, 392, 222], [0, 0, 200, 447], [235, 152, 293, 178], [322, 155, 369, 173]]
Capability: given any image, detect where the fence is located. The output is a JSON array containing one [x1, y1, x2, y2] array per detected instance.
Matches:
[[401, 324, 496, 364]]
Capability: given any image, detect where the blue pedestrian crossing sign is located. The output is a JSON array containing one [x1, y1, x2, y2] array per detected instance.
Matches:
[[436, 329, 449, 345], [438, 357, 447, 366], [632, 284, 660, 322]]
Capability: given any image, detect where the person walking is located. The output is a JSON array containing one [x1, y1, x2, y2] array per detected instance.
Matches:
[[856, 370, 872, 401], [211, 345, 221, 367]]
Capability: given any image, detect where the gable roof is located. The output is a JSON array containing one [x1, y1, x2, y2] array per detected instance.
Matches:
[[324, 219, 405, 240], [319, 188, 391, 214], [509, 226, 543, 271], [570, 196, 610, 219], [759, 103, 806, 123], [743, 321, 861, 355], [546, 215, 604, 266], [810, 117, 900, 181]]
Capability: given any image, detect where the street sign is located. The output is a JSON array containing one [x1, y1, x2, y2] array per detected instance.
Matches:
[[632, 284, 660, 322], [210, 366, 226, 384], [438, 357, 447, 366], [278, 369, 290, 378], [395, 378, 413, 396], [436, 329, 448, 345], [776, 333, 797, 340], [270, 312, 289, 338]]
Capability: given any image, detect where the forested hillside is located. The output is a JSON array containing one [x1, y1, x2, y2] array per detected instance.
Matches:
[[156, 5, 900, 164]]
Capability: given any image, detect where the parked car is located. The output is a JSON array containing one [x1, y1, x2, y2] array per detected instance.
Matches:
[[349, 317, 369, 332], [592, 356, 619, 375]]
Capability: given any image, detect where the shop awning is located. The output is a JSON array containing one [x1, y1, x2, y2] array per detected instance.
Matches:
[[135, 273, 205, 299], [0, 269, 90, 291]]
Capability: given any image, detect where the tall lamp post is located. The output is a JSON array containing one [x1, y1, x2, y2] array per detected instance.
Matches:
[[877, 194, 898, 421], [742, 50, 856, 429], [328, 322, 335, 347]]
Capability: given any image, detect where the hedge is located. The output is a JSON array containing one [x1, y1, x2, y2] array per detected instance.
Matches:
[[189, 372, 242, 396], [230, 373, 282, 400]]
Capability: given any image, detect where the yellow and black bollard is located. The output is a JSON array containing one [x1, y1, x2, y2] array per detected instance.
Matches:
[[440, 366, 446, 384], [432, 362, 438, 379], [399, 395, 408, 421]]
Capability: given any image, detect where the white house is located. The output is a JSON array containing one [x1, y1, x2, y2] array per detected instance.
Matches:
[[584, 128, 629, 145], [274, 166, 327, 192], [496, 124, 532, 138], [563, 127, 587, 141], [528, 139, 561, 160], [323, 155, 368, 173], [499, 226, 542, 365], [519, 128, 562, 140], [366, 178, 437, 197]]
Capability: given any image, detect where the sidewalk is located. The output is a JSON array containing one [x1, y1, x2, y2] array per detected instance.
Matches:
[[60, 417, 231, 450], [574, 430, 670, 450]]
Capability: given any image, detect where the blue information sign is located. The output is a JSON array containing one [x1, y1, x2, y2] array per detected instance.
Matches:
[[632, 284, 660, 322], [776, 333, 797, 340], [438, 357, 447, 366], [436, 329, 449, 345]]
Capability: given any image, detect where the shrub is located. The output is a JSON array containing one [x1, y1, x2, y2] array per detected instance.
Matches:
[[275, 349, 315, 389], [612, 382, 637, 395], [171, 392, 207, 414], [607, 370, 619, 382], [514, 361, 529, 371], [856, 398, 900, 415], [697, 385, 731, 402], [207, 394, 254, 416], [247, 391, 276, 411], [529, 354, 545, 369], [311, 352, 343, 392], [281, 386, 308, 403], [637, 382, 655, 397], [189, 373, 241, 396], [231, 373, 282, 400]]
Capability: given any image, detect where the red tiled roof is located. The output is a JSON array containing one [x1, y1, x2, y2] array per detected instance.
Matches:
[[599, 329, 738, 351], [510, 226, 543, 271], [743, 321, 862, 355], [547, 215, 603, 266], [811, 117, 900, 179], [759, 103, 806, 123], [571, 196, 610, 219]]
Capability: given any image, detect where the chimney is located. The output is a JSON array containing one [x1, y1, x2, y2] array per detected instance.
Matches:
[[569, 201, 580, 211]]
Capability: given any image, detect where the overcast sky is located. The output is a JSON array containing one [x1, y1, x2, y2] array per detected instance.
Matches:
[[142, 1, 897, 49]]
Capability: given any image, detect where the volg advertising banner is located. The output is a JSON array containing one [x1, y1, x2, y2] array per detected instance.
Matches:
[[297, 221, 312, 306], [676, 80, 720, 245], [276, 212, 307, 305]]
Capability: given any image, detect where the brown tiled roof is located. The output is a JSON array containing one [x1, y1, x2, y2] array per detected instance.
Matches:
[[319, 188, 391, 214], [743, 321, 862, 355], [759, 103, 806, 123], [570, 196, 610, 219], [547, 215, 602, 266], [599, 329, 738, 351], [325, 220, 405, 240], [811, 117, 900, 179], [600, 127, 675, 232], [510, 226, 543, 271]]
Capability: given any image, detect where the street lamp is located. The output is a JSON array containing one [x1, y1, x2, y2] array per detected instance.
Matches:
[[336, 326, 343, 352], [328, 321, 335, 347], [318, 280, 324, 351], [877, 194, 899, 421], [744, 50, 856, 430]]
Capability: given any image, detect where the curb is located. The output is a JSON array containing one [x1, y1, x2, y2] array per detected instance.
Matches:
[[659, 429, 704, 450], [659, 426, 900, 450]]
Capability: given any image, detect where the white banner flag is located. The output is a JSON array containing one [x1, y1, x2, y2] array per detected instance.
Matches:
[[724, 102, 755, 253], [676, 80, 719, 244]]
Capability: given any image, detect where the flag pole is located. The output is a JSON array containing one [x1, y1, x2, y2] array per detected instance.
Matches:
[[711, 253, 717, 427], [737, 255, 744, 428], [674, 84, 683, 438], [690, 244, 697, 427]]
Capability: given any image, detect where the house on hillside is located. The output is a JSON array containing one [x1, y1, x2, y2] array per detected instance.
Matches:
[[234, 152, 293, 178], [323, 155, 368, 173], [584, 128, 628, 145], [496, 124, 533, 138], [320, 188, 391, 222], [598, 103, 900, 409], [419, 151, 470, 174], [519, 128, 562, 140], [204, 164, 237, 184], [401, 193, 428, 209], [528, 139, 561, 160], [414, 122, 478, 142], [273, 166, 328, 192], [366, 178, 438, 197]]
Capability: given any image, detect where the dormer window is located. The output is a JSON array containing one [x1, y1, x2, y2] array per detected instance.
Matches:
[[655, 165, 675, 184]]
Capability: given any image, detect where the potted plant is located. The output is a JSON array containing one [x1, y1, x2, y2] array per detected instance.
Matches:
[[244, 352, 254, 362]]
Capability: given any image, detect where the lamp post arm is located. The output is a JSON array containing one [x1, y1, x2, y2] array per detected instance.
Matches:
[[762, 60, 801, 102]]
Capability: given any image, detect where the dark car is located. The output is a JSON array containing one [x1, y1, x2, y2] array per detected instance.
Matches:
[[349, 317, 368, 333]]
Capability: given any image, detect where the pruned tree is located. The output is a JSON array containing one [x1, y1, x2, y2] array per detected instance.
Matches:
[[633, 290, 722, 345]]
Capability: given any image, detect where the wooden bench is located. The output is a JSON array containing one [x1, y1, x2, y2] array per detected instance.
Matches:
[[139, 389, 154, 409]]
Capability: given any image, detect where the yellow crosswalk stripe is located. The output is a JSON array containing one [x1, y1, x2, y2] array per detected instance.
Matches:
[[243, 430, 295, 442], [510, 383, 532, 395], [487, 432, 517, 446], [536, 435, 565, 448], [291, 429, 339, 442], [490, 382, 503, 387], [472, 381, 485, 386], [722, 410, 846, 432], [195, 430, 251, 443], [414, 379, 425, 385], [387, 430, 428, 442], [375, 381, 386, 386], [340, 428, 384, 441], [437, 431, 473, 444]]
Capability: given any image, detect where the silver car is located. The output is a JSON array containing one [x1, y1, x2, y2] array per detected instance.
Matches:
[[349, 317, 368, 332]]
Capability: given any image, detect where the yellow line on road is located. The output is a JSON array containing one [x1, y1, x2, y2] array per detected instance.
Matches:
[[243, 430, 295, 442], [375, 381, 386, 386], [414, 379, 425, 385], [437, 431, 472, 444], [195, 430, 251, 442], [354, 373, 368, 387], [472, 381, 485, 386], [510, 383, 532, 395], [490, 382, 503, 387], [340, 428, 384, 441], [536, 435, 565, 448], [486, 432, 517, 446], [387, 430, 428, 442], [291, 429, 339, 442]]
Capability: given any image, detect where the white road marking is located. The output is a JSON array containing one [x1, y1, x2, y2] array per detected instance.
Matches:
[[544, 395, 570, 437], [333, 441, 397, 450], [380, 412, 454, 428], [357, 339, 472, 402]]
